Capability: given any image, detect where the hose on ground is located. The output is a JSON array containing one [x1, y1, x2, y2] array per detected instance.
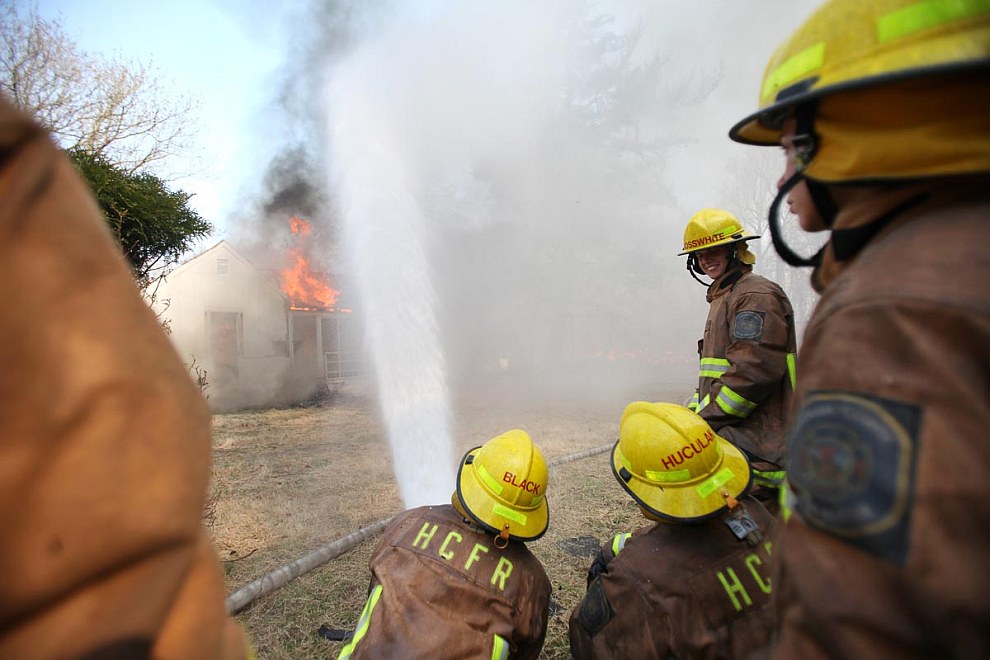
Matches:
[[225, 443, 612, 614]]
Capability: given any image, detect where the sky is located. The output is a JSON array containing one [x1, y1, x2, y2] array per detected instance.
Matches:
[[35, 0, 294, 238], [32, 0, 821, 243]]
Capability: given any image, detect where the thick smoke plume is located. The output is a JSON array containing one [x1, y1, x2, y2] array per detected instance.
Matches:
[[229, 0, 823, 502]]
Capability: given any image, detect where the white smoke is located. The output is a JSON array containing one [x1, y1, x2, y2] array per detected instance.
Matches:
[[265, 0, 823, 507]]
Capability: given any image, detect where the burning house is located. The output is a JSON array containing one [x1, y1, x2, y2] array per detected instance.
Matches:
[[154, 230, 361, 412]]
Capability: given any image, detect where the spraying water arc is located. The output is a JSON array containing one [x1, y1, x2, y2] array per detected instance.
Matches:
[[326, 69, 455, 509]]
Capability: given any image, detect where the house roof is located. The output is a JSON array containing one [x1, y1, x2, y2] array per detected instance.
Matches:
[[166, 240, 288, 301]]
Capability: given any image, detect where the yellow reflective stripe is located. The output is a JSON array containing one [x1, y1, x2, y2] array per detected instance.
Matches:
[[612, 532, 631, 556], [492, 502, 526, 525], [477, 463, 504, 495], [762, 42, 825, 102], [716, 386, 758, 418], [699, 357, 730, 379], [877, 0, 990, 44], [696, 467, 735, 499], [780, 482, 795, 523], [753, 469, 786, 488], [787, 352, 797, 389], [492, 634, 509, 660], [688, 390, 700, 412], [645, 467, 692, 482], [698, 393, 711, 411], [338, 584, 383, 660]]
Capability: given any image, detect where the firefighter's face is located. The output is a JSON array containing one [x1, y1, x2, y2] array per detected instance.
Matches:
[[778, 118, 827, 232], [696, 244, 732, 280]]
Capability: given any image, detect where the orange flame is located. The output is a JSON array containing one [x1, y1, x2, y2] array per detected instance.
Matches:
[[280, 216, 340, 310]]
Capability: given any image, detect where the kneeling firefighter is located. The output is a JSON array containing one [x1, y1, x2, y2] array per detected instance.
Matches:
[[339, 430, 552, 660]]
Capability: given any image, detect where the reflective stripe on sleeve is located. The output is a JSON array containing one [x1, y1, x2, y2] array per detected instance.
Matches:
[[716, 385, 758, 419], [338, 584, 384, 660], [780, 481, 796, 523], [698, 393, 711, 411], [753, 469, 786, 489], [492, 634, 509, 660], [688, 390, 700, 412], [699, 357, 730, 379], [787, 352, 797, 389], [612, 532, 631, 556]]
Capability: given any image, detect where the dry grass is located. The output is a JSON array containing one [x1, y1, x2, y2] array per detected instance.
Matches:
[[210, 369, 690, 658]]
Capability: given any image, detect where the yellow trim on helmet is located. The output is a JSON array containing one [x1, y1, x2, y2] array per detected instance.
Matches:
[[492, 503, 527, 525], [477, 463, 505, 495], [878, 0, 989, 43], [730, 0, 990, 155], [762, 42, 825, 103]]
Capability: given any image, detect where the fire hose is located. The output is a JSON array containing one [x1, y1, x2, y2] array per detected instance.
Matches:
[[224, 442, 613, 615]]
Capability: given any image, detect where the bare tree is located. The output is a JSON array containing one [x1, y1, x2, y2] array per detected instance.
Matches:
[[1, 3, 199, 175], [722, 150, 824, 332]]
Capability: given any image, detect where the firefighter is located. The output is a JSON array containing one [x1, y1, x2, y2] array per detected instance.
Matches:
[[727, 0, 990, 656], [680, 208, 797, 497], [338, 429, 552, 659], [568, 402, 777, 659], [0, 96, 251, 657]]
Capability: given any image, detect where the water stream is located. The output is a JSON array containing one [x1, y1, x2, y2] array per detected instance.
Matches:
[[326, 65, 455, 509]]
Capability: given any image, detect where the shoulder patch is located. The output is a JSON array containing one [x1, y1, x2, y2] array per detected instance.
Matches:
[[578, 578, 614, 636], [732, 311, 765, 340], [788, 391, 921, 564]]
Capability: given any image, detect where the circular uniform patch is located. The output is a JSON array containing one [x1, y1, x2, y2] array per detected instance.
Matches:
[[732, 311, 765, 340], [788, 391, 920, 564]]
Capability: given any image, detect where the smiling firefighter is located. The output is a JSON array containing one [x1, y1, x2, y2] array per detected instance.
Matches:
[[338, 429, 552, 660], [568, 402, 777, 659], [679, 208, 798, 503]]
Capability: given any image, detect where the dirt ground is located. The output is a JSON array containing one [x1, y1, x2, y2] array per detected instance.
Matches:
[[210, 365, 692, 658]]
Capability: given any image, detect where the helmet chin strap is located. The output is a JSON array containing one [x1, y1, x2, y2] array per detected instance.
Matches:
[[686, 254, 711, 286], [768, 172, 827, 268], [769, 101, 834, 268]]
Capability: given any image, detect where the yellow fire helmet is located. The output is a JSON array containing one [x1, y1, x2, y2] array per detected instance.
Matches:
[[611, 402, 752, 523], [453, 429, 549, 542], [678, 208, 758, 265], [729, 0, 990, 182]]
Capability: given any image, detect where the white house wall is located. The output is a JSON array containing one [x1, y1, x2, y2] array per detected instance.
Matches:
[[155, 241, 293, 411]]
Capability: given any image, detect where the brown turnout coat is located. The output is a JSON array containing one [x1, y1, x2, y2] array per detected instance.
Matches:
[[569, 499, 777, 660], [341, 505, 551, 659], [694, 266, 797, 467], [0, 98, 249, 657], [773, 180, 990, 658]]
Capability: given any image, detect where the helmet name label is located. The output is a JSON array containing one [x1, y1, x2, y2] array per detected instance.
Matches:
[[661, 430, 716, 471], [683, 233, 726, 251], [503, 471, 542, 494]]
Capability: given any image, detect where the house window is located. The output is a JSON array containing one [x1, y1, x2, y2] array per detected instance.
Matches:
[[216, 258, 229, 276]]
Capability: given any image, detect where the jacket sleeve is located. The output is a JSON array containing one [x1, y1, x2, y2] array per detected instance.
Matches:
[[513, 566, 551, 660], [0, 97, 250, 659], [568, 552, 673, 659], [699, 290, 793, 429]]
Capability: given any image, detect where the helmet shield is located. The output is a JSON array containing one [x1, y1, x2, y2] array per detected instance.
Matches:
[[454, 429, 549, 541], [729, 0, 990, 180], [611, 402, 752, 522], [679, 208, 760, 256]]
